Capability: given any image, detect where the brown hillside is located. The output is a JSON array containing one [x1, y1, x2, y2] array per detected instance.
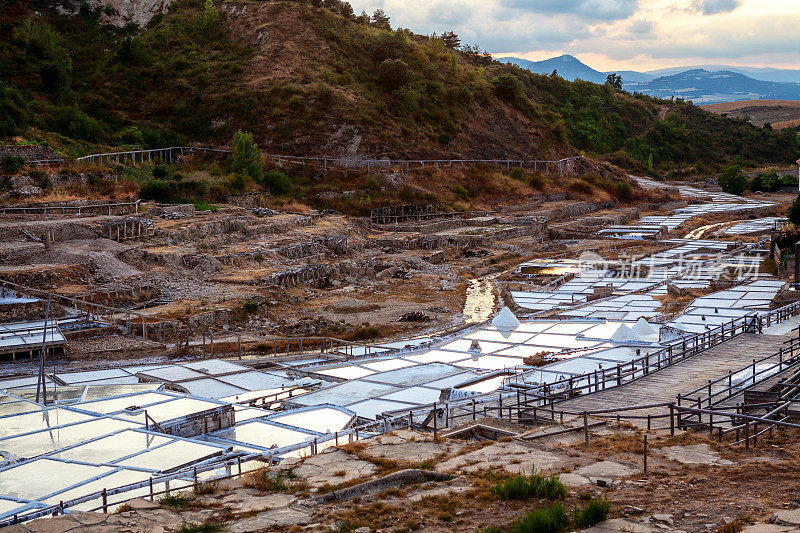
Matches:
[[219, 1, 572, 160], [700, 100, 800, 128]]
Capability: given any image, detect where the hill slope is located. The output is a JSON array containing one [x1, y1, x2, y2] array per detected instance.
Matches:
[[0, 0, 798, 171], [700, 100, 800, 129]]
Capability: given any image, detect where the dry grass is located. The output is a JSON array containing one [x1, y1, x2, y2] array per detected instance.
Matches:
[[242, 468, 309, 493]]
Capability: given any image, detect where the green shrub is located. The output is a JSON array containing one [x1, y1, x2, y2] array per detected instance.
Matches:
[[377, 59, 412, 91], [571, 498, 610, 528], [452, 184, 469, 200], [365, 176, 380, 191], [139, 179, 173, 201], [48, 106, 103, 142], [492, 73, 522, 101], [718, 164, 747, 196], [508, 503, 569, 533], [117, 126, 145, 146], [152, 165, 169, 179], [259, 168, 293, 195], [0, 155, 25, 174], [750, 168, 780, 192], [366, 30, 408, 62], [0, 82, 30, 139], [615, 181, 634, 202]]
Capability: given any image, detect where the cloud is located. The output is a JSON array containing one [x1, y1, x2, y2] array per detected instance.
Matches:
[[691, 0, 741, 15], [627, 19, 653, 34], [426, 1, 472, 25], [500, 0, 638, 20]]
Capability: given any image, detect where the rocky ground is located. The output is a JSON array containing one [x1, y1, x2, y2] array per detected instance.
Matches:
[[7, 420, 800, 533]]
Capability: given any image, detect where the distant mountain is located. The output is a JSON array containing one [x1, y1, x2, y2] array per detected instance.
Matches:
[[626, 69, 800, 104], [499, 54, 800, 104], [646, 65, 800, 84], [496, 55, 607, 84]]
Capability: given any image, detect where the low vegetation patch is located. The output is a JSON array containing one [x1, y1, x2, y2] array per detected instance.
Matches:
[[158, 494, 194, 510], [176, 522, 223, 533], [571, 498, 611, 529], [243, 469, 308, 493], [489, 471, 567, 501], [483, 498, 610, 533]]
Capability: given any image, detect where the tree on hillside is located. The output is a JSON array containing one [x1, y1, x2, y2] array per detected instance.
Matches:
[[605, 73, 622, 90], [231, 130, 264, 188], [338, 2, 354, 18], [371, 9, 390, 29], [441, 31, 460, 49], [0, 81, 30, 139], [718, 164, 747, 195]]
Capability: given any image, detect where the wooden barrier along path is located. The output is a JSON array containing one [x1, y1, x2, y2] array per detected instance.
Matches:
[[550, 332, 794, 429]]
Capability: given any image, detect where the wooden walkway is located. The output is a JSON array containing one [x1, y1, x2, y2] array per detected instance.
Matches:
[[554, 333, 792, 428]]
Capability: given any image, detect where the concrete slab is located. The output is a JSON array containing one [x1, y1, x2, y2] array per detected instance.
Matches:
[[742, 525, 799, 533], [435, 441, 567, 475], [657, 444, 734, 465], [363, 440, 455, 463], [17, 517, 81, 533], [229, 507, 313, 532], [287, 449, 377, 487], [219, 492, 297, 513], [772, 509, 800, 527], [558, 472, 591, 487], [574, 461, 637, 478]]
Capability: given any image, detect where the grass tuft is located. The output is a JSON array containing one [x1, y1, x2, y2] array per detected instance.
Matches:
[[158, 494, 193, 510], [571, 498, 611, 529], [243, 468, 308, 493], [508, 503, 569, 533], [490, 472, 567, 501], [176, 522, 223, 533]]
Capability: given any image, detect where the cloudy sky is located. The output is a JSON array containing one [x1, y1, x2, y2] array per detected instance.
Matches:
[[346, 0, 800, 71]]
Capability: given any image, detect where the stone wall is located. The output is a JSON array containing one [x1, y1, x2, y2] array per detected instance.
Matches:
[[0, 301, 66, 322], [0, 145, 61, 162]]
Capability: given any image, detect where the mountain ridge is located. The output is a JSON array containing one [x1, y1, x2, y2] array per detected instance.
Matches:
[[498, 54, 800, 103]]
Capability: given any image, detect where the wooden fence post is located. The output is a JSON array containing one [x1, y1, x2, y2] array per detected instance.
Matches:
[[669, 403, 675, 436], [583, 411, 589, 446], [643, 435, 648, 475], [433, 402, 438, 440]]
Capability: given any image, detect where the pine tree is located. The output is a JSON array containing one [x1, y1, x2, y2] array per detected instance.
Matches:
[[231, 130, 264, 188]]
